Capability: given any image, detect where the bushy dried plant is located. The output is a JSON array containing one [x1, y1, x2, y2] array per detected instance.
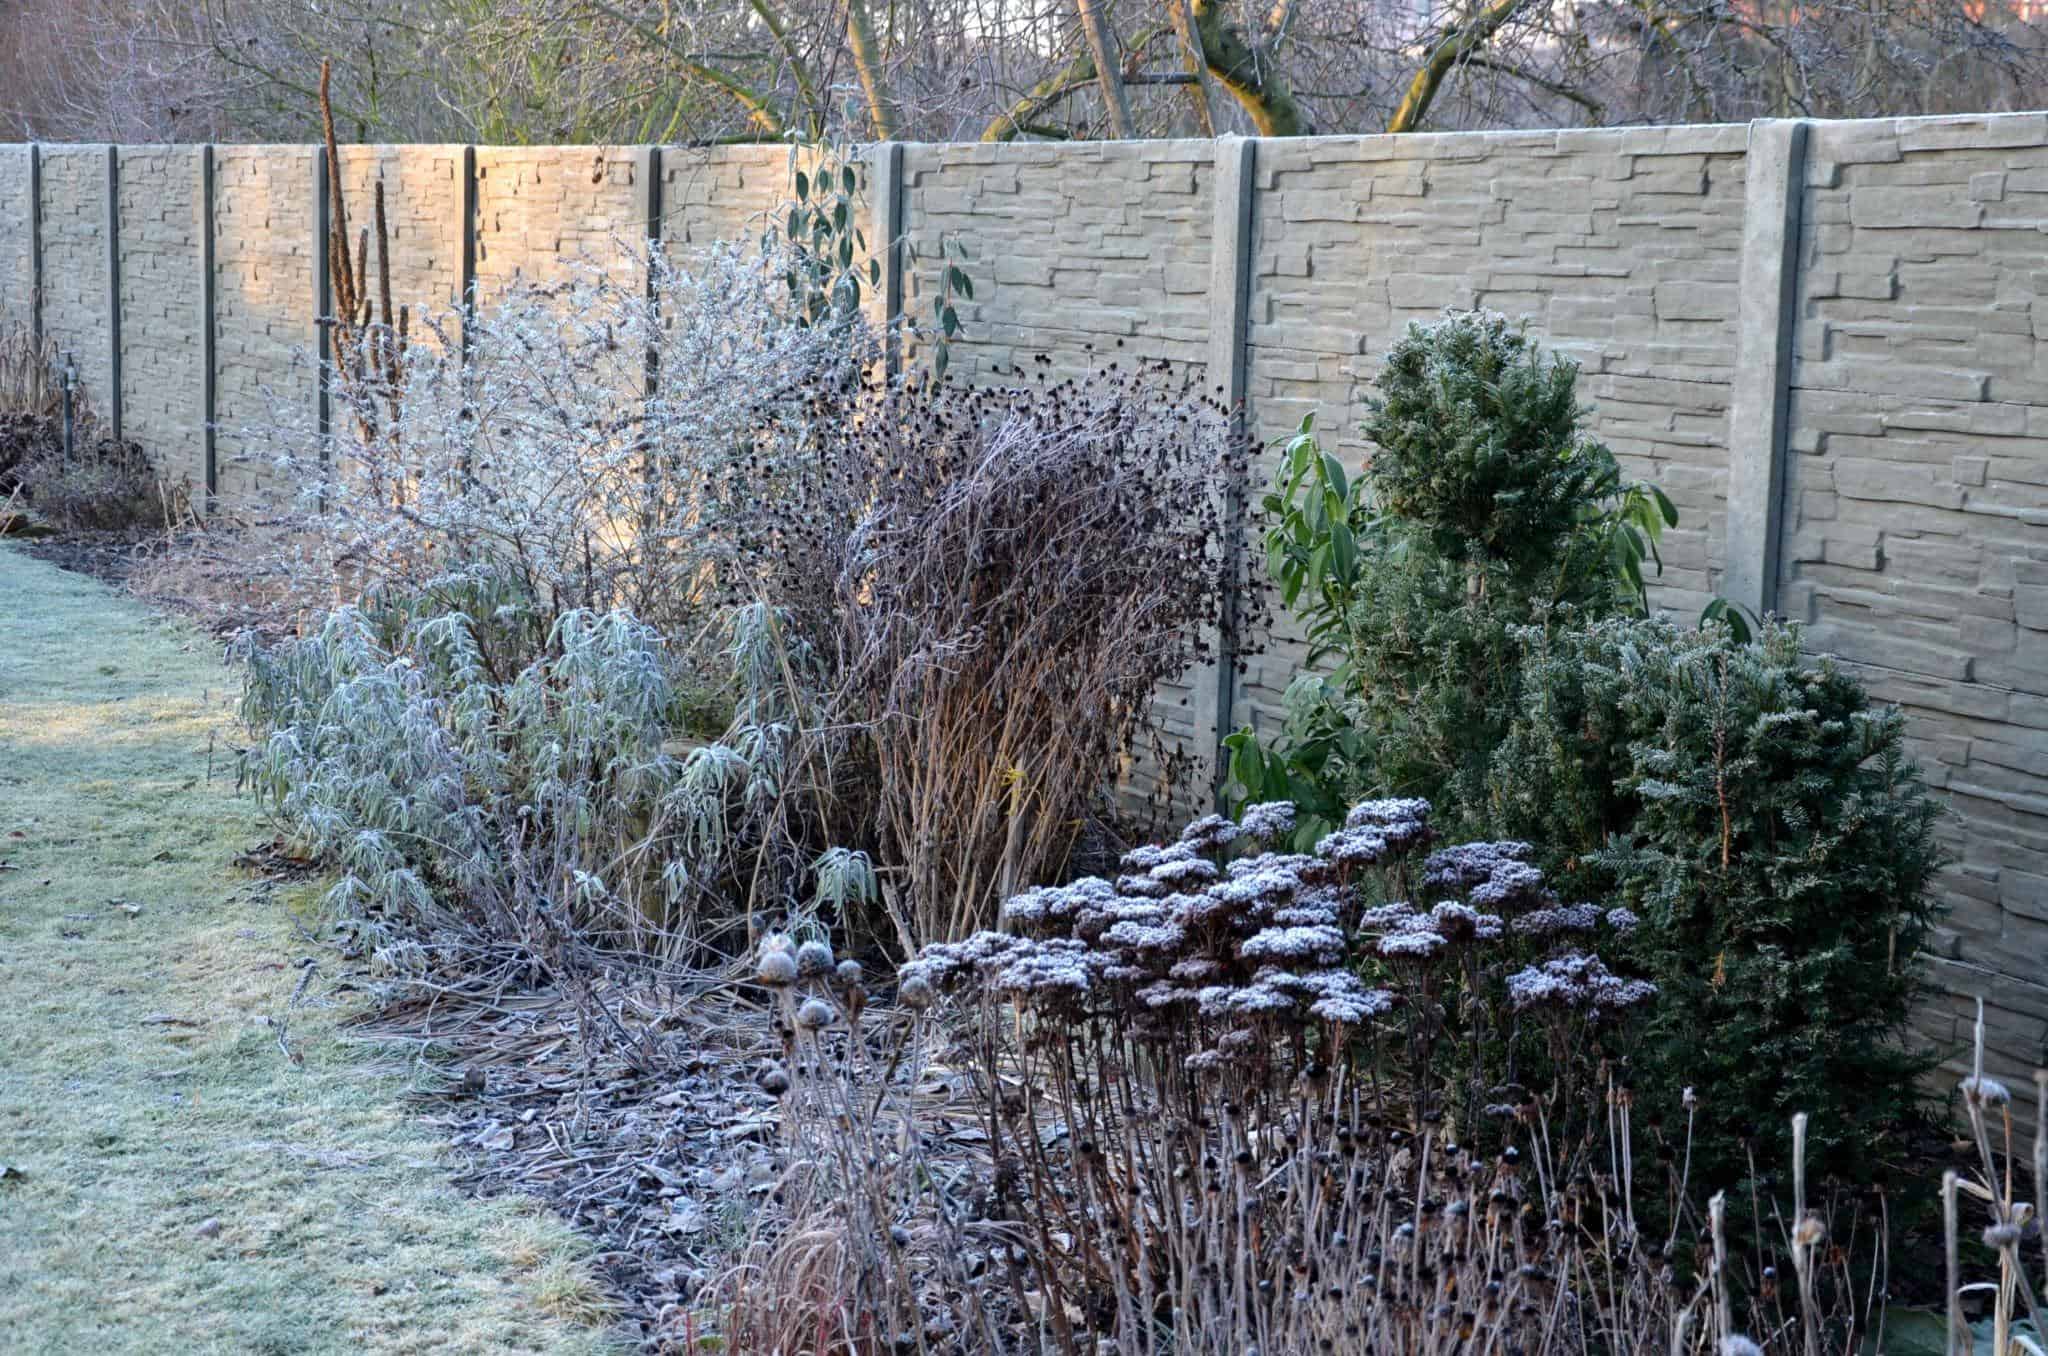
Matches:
[[255, 240, 874, 638], [798, 361, 1262, 946]]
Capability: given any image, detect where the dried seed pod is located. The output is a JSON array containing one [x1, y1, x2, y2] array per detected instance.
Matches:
[[796, 997, 835, 1030], [796, 940, 835, 977], [756, 949, 799, 986]]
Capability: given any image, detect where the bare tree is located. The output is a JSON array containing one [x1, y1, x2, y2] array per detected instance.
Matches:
[[6, 0, 2048, 145]]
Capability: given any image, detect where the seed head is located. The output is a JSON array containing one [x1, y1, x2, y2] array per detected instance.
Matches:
[[835, 958, 863, 988], [898, 972, 935, 1009], [756, 949, 799, 986], [796, 997, 835, 1030], [756, 1063, 792, 1096], [1720, 1338, 1763, 1356], [796, 940, 835, 977], [1960, 1074, 2012, 1107]]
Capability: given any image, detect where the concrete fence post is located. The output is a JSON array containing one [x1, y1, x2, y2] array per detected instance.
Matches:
[[314, 147, 331, 460], [199, 145, 217, 504], [104, 144, 122, 445], [871, 141, 906, 373], [460, 145, 477, 354], [636, 145, 662, 396], [28, 142, 42, 346], [1724, 118, 1810, 620], [1195, 136, 1257, 805]]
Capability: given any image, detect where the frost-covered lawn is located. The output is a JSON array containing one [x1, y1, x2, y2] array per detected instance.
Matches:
[[0, 544, 615, 1354]]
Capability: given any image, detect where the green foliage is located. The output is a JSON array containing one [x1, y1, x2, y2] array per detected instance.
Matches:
[[1363, 309, 1637, 577], [1489, 615, 1946, 1181], [777, 152, 880, 329], [1228, 311, 1674, 843]]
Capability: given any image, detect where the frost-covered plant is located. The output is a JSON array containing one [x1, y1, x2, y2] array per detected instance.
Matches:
[[257, 240, 875, 642], [891, 796, 1673, 1352], [236, 572, 753, 978], [737, 358, 1264, 948]]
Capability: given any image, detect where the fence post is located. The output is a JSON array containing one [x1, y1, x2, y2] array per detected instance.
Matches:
[[1724, 118, 1810, 620], [28, 143, 42, 347], [637, 145, 663, 396], [872, 142, 906, 374], [104, 144, 122, 445], [199, 145, 217, 505], [314, 146, 331, 466], [460, 145, 477, 355], [1194, 136, 1257, 806]]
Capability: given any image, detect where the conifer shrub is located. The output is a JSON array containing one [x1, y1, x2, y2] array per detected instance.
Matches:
[[1491, 615, 1945, 1182], [1229, 308, 1674, 845], [1233, 308, 1946, 1185]]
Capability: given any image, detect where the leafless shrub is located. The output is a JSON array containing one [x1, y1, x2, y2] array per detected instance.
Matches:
[[801, 362, 1263, 945]]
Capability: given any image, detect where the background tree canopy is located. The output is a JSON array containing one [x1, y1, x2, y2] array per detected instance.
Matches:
[[5, 0, 2048, 145]]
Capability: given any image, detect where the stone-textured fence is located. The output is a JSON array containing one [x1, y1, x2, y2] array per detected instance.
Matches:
[[2, 114, 2045, 1115]]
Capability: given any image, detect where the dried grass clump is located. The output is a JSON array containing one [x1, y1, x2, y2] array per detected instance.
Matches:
[[0, 322, 177, 532]]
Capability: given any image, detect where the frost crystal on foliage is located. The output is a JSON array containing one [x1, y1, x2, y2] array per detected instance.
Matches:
[[1137, 980, 1195, 1010], [911, 930, 1028, 984], [1208, 867, 1301, 911], [992, 938, 1097, 996], [1179, 813, 1242, 851], [1315, 826, 1390, 867], [1238, 800, 1299, 844], [1224, 982, 1294, 1016], [1120, 841, 1199, 872], [1003, 877, 1115, 926], [1103, 919, 1189, 953], [1421, 840, 1535, 892], [1469, 861, 1550, 912], [1511, 902, 1602, 937], [1304, 972, 1394, 1024], [1427, 901, 1503, 941], [1184, 1050, 1226, 1074], [1151, 855, 1221, 888], [1271, 904, 1339, 926], [1240, 924, 1346, 964], [1226, 851, 1317, 880], [1378, 928, 1446, 959], [1345, 797, 1432, 828], [1362, 902, 1421, 930], [1115, 874, 1172, 899], [1506, 951, 1657, 1013], [1168, 957, 1223, 983], [1605, 907, 1640, 934]]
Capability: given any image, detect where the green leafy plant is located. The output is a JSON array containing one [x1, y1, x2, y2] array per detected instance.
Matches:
[[1226, 311, 1675, 845], [775, 148, 879, 329], [1488, 614, 1946, 1183]]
